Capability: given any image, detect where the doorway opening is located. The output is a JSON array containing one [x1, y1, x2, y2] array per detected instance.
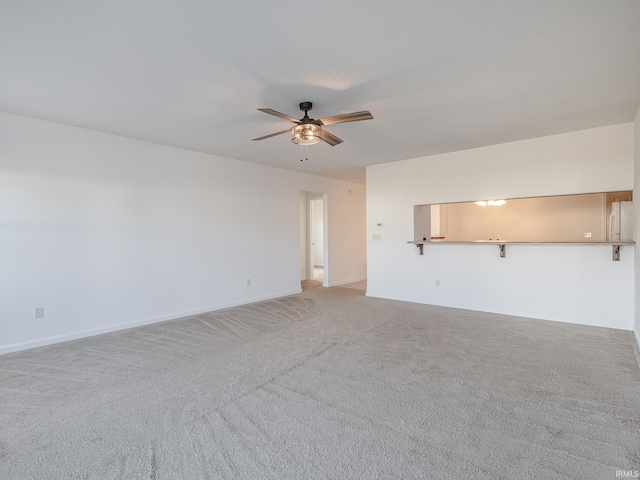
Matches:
[[310, 197, 324, 282], [299, 191, 327, 289]]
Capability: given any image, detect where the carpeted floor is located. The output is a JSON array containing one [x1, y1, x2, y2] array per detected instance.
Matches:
[[1, 284, 639, 479]]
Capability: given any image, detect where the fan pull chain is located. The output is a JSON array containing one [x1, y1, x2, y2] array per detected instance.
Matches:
[[300, 143, 309, 161]]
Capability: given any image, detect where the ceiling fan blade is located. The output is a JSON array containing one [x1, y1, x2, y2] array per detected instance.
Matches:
[[320, 129, 343, 146], [252, 129, 290, 141], [257, 108, 300, 123], [318, 110, 373, 126]]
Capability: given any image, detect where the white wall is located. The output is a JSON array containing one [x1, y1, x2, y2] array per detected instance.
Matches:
[[367, 123, 635, 330], [311, 198, 324, 266], [0, 112, 366, 354], [634, 105, 640, 346]]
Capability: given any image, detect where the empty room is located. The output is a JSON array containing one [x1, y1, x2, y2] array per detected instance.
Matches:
[[1, 1, 639, 479]]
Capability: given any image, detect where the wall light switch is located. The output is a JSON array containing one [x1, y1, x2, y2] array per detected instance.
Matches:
[[35, 307, 44, 319], [376, 222, 383, 227], [372, 234, 382, 241]]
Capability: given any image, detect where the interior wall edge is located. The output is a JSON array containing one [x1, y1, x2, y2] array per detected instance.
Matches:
[[633, 101, 640, 353]]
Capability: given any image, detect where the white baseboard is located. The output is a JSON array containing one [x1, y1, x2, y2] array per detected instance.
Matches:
[[0, 289, 302, 356], [328, 276, 367, 287], [365, 291, 633, 332]]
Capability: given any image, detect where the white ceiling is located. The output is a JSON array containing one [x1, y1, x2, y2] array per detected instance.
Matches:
[[1, 1, 639, 184]]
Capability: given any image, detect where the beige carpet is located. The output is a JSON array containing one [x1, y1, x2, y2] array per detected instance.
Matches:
[[1, 285, 639, 479]]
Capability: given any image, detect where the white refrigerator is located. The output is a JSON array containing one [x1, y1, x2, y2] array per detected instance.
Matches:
[[608, 201, 633, 242]]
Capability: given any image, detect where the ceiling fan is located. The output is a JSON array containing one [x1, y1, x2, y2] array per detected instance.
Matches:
[[252, 101, 373, 146]]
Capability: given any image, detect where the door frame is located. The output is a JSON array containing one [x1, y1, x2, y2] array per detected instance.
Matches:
[[305, 193, 328, 287]]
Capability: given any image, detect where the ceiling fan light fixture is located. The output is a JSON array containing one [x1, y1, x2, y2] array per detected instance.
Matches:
[[291, 124, 321, 145], [253, 101, 372, 147]]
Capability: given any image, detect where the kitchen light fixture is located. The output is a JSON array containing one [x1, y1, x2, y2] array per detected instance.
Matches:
[[475, 199, 506, 207]]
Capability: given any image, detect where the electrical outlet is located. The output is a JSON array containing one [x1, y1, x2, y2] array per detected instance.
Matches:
[[435, 279, 440, 287], [372, 234, 382, 241], [246, 278, 251, 286], [584, 232, 592, 238], [35, 307, 44, 319]]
